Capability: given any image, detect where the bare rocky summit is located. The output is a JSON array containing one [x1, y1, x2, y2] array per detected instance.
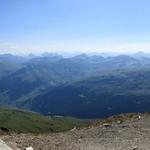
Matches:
[[1, 113, 150, 150]]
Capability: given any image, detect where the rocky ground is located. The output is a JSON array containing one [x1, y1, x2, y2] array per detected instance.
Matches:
[[1, 113, 150, 150]]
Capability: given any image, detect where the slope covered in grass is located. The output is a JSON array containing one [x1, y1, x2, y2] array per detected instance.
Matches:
[[0, 107, 85, 133]]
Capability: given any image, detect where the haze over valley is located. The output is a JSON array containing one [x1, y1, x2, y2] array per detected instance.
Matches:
[[0, 52, 150, 118]]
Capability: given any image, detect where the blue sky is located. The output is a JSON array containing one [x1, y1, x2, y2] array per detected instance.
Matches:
[[0, 0, 150, 54]]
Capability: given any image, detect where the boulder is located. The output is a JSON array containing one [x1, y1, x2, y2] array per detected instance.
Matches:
[[0, 140, 12, 150]]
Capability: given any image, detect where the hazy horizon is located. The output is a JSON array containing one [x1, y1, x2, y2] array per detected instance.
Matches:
[[0, 51, 150, 58]]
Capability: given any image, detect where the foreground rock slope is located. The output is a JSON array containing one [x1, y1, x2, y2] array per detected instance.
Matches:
[[1, 113, 150, 150], [0, 140, 12, 150]]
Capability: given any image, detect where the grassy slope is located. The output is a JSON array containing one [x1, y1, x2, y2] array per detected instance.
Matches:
[[0, 107, 85, 133]]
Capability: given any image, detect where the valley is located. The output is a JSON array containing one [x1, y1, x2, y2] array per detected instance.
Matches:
[[0, 53, 150, 118]]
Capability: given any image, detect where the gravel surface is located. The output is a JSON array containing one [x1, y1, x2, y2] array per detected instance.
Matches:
[[1, 114, 150, 150]]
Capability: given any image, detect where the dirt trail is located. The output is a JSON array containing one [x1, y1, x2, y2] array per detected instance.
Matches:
[[1, 114, 150, 150]]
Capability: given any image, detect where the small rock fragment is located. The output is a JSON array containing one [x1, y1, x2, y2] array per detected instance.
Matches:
[[70, 126, 77, 132], [117, 120, 122, 124], [133, 146, 138, 150], [26, 147, 33, 150], [103, 123, 111, 128]]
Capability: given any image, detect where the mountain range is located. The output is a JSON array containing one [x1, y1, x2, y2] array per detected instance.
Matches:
[[1, 52, 150, 118]]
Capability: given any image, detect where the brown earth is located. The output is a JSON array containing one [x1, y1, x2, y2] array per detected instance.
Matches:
[[1, 114, 150, 150]]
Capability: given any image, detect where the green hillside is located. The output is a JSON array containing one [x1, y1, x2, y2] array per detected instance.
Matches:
[[0, 107, 85, 133]]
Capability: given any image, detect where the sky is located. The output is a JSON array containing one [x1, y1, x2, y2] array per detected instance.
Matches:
[[0, 0, 150, 54]]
